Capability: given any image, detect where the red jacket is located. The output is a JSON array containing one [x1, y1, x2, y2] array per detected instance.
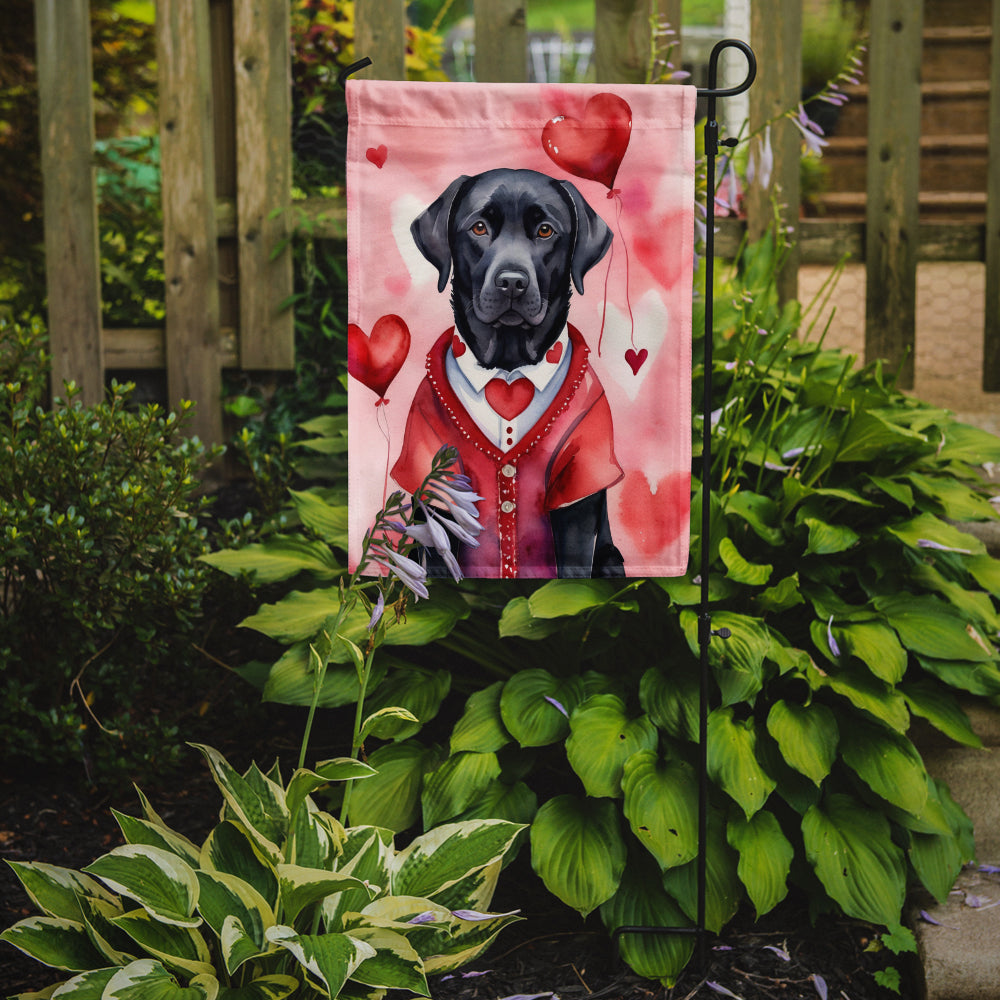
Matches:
[[391, 325, 623, 578]]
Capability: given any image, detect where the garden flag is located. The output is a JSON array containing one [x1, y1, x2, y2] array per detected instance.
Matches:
[[347, 80, 696, 579]]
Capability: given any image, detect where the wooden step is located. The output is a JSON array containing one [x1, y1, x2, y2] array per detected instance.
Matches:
[[922, 0, 991, 28], [922, 25, 993, 82], [812, 190, 987, 222]]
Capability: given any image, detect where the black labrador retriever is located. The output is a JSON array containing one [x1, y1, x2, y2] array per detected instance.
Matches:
[[409, 167, 625, 578]]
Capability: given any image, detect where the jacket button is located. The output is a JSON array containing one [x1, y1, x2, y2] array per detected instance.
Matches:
[[500, 500, 515, 513], [501, 463, 516, 477]]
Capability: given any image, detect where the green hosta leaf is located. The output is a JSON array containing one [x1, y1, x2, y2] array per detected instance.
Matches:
[[808, 660, 910, 732], [421, 751, 502, 828], [724, 490, 784, 545], [707, 708, 776, 818], [0, 916, 107, 971], [656, 573, 737, 606], [530, 795, 626, 917], [835, 410, 927, 463], [866, 474, 914, 509], [285, 759, 376, 823], [909, 827, 966, 905], [661, 810, 741, 933], [901, 680, 982, 748], [392, 820, 524, 901], [347, 740, 442, 832], [802, 517, 859, 556], [911, 562, 1000, 633], [906, 472, 998, 522], [755, 573, 804, 614], [112, 812, 201, 868], [4, 862, 118, 923], [935, 421, 1000, 464], [639, 664, 699, 742], [195, 871, 273, 974], [874, 594, 995, 662], [288, 488, 348, 547], [453, 779, 538, 827], [599, 854, 694, 987], [527, 579, 618, 617], [200, 822, 278, 910], [362, 667, 451, 740], [200, 535, 340, 583], [216, 975, 299, 1000], [839, 718, 929, 816], [83, 846, 200, 928], [111, 909, 214, 978], [680, 610, 770, 706], [450, 682, 511, 754], [190, 746, 287, 863], [835, 621, 907, 684], [566, 695, 658, 798], [103, 959, 218, 1000], [277, 865, 374, 925], [621, 751, 698, 871], [727, 811, 793, 917], [885, 512, 985, 557], [498, 596, 565, 639], [802, 793, 906, 926], [916, 655, 1000, 697], [260, 643, 388, 709], [718, 536, 772, 585], [345, 926, 428, 994], [765, 701, 838, 786], [499, 670, 584, 747], [265, 926, 375, 997], [359, 706, 421, 742], [966, 553, 1000, 597]]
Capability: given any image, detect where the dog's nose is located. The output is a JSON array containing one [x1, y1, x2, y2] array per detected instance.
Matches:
[[494, 269, 529, 297]]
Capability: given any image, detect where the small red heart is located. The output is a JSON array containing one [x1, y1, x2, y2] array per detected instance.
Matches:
[[485, 378, 535, 421], [545, 341, 563, 364], [366, 144, 388, 169], [542, 93, 632, 190], [625, 348, 648, 375], [348, 314, 410, 399], [451, 333, 466, 358]]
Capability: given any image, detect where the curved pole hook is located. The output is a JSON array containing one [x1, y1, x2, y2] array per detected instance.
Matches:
[[337, 56, 373, 90], [697, 38, 756, 99]]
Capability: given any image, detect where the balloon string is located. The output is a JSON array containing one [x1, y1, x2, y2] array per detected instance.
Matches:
[[598, 238, 614, 357], [375, 398, 391, 508], [614, 192, 635, 349]]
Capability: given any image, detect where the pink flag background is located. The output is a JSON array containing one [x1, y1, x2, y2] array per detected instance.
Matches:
[[346, 79, 696, 578]]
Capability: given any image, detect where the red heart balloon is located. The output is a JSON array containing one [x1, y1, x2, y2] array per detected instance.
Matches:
[[542, 93, 632, 190], [348, 315, 410, 399]]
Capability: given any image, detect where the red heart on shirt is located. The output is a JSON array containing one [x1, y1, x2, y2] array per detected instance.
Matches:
[[542, 93, 632, 190], [485, 378, 535, 421], [451, 333, 466, 358], [546, 341, 563, 364], [625, 348, 648, 375], [366, 144, 388, 168], [348, 314, 410, 399]]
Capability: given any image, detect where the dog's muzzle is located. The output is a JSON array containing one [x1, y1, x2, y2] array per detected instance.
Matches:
[[476, 264, 546, 327]]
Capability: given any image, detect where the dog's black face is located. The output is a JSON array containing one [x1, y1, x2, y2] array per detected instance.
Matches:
[[411, 168, 612, 370]]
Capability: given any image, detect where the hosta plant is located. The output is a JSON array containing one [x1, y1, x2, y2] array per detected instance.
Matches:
[[1, 743, 523, 999]]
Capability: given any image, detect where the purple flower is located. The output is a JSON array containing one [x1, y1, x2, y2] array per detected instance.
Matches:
[[917, 538, 973, 554], [707, 983, 742, 999], [812, 974, 828, 1000], [747, 124, 774, 190], [827, 616, 841, 658], [370, 544, 429, 600], [407, 911, 438, 925], [791, 104, 828, 156], [367, 590, 385, 631], [763, 944, 790, 961], [544, 695, 569, 718], [451, 908, 520, 921]]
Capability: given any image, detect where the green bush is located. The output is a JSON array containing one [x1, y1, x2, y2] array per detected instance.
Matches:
[[0, 316, 220, 783]]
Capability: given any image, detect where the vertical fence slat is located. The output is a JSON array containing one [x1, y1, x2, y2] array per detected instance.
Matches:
[[34, 0, 103, 405], [233, 0, 294, 370], [355, 0, 406, 81], [983, 0, 1000, 389], [746, 0, 801, 304], [864, 0, 923, 389], [474, 0, 527, 83], [157, 0, 223, 445], [594, 0, 651, 84]]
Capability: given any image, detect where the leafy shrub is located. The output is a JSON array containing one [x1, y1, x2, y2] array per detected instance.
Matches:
[[1, 743, 524, 998], [0, 317, 220, 783]]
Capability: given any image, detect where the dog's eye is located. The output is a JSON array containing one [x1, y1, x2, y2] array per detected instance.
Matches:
[[536, 223, 555, 239], [470, 220, 489, 237]]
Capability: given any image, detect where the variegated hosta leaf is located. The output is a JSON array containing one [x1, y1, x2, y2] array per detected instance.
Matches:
[[727, 810, 793, 917], [706, 707, 776, 819], [347, 740, 442, 833], [621, 751, 699, 871], [344, 926, 429, 995], [102, 958, 218, 999], [285, 760, 375, 823], [112, 811, 201, 868], [421, 751, 501, 829], [566, 695, 658, 799], [190, 745, 287, 863], [288, 801, 343, 870], [450, 681, 511, 754], [802, 793, 906, 926], [83, 846, 200, 928], [838, 718, 929, 817], [200, 822, 278, 910], [46, 966, 118, 997], [765, 700, 838, 786], [0, 916, 107, 971], [529, 795, 626, 917], [110, 908, 214, 979], [499, 669, 585, 747], [77, 894, 136, 966], [421, 906, 523, 975], [420, 860, 501, 917], [214, 975, 299, 1000], [4, 862, 118, 922], [391, 820, 524, 901], [276, 864, 376, 925], [323, 829, 393, 931], [195, 871, 274, 974], [265, 926, 376, 998], [599, 854, 694, 987]]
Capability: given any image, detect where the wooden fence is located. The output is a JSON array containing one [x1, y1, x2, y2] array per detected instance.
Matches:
[[33, 0, 1000, 444]]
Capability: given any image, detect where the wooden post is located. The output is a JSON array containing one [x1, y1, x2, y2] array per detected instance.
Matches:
[[746, 0, 801, 305], [594, 0, 652, 84], [354, 0, 406, 81], [157, 0, 223, 444], [34, 0, 104, 405], [233, 0, 294, 369], [864, 0, 923, 389], [474, 0, 527, 83], [983, 0, 1000, 390]]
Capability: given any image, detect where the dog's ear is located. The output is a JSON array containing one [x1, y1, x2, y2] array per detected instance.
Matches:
[[411, 176, 470, 293], [559, 180, 612, 294]]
